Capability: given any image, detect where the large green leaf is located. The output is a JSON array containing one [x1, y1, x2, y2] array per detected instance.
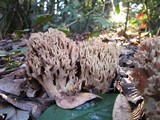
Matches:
[[0, 0, 7, 8], [34, 14, 53, 26], [37, 93, 117, 120], [94, 17, 111, 28]]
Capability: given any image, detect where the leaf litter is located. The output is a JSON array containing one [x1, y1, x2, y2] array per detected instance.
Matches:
[[0, 30, 148, 120]]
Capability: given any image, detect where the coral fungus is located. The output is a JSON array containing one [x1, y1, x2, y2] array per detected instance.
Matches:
[[134, 36, 160, 119], [26, 28, 120, 99]]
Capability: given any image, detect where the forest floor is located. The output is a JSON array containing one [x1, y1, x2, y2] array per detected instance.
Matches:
[[0, 29, 149, 120]]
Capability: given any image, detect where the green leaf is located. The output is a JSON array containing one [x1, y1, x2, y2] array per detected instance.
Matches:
[[94, 17, 111, 28], [73, 0, 80, 7], [15, 29, 30, 38], [43, 24, 50, 31], [113, 0, 121, 14], [18, 0, 24, 4], [37, 93, 117, 120], [0, 50, 8, 57], [34, 14, 53, 26], [18, 29, 30, 32], [5, 60, 20, 70], [0, 13, 3, 19], [89, 30, 101, 38], [9, 47, 28, 55], [58, 26, 70, 35], [115, 5, 120, 14], [0, 0, 7, 8], [59, 29, 70, 35]]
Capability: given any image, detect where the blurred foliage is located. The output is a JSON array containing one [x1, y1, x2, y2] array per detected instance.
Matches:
[[0, 0, 159, 38], [128, 0, 160, 35], [0, 0, 31, 37]]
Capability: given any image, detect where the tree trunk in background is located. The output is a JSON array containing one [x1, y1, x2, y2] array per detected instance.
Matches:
[[62, 0, 68, 22], [49, 0, 55, 14], [144, 0, 152, 36]]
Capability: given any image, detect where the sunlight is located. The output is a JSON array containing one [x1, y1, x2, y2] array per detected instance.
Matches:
[[37, 0, 40, 6], [110, 2, 126, 23], [110, 12, 126, 23]]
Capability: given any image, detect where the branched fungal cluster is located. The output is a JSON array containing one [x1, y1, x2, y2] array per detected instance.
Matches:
[[134, 36, 160, 119], [26, 28, 120, 98]]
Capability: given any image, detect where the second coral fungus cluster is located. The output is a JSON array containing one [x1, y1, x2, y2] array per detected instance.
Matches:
[[134, 36, 160, 119]]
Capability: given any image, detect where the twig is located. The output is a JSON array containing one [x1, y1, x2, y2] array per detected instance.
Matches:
[[0, 89, 55, 104]]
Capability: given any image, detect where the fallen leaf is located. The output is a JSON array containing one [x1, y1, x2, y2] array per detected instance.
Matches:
[[10, 109, 29, 120], [129, 68, 149, 93], [0, 104, 29, 120], [32, 102, 52, 119], [0, 92, 38, 111], [0, 105, 15, 119], [0, 50, 8, 57], [0, 68, 6, 73], [116, 77, 144, 105], [9, 47, 28, 55], [38, 93, 117, 120], [0, 91, 54, 119], [0, 114, 7, 120], [5, 60, 21, 70], [132, 100, 144, 120], [0, 76, 25, 96], [55, 92, 101, 109], [0, 68, 35, 96], [112, 94, 133, 120], [26, 87, 37, 98], [0, 68, 19, 76]]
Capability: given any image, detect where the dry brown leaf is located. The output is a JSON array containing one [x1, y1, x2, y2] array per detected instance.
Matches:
[[0, 92, 38, 111], [55, 92, 101, 109], [115, 76, 144, 105], [32, 102, 52, 119], [112, 94, 133, 120], [0, 104, 15, 119], [0, 76, 25, 96], [0, 91, 55, 119], [0, 104, 29, 120], [0, 68, 6, 73], [129, 69, 149, 93], [0, 68, 37, 97]]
